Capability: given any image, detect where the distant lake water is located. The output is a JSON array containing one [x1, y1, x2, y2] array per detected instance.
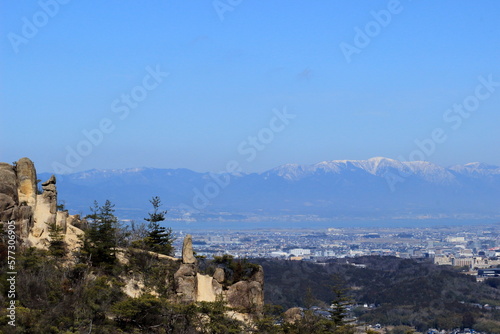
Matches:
[[165, 218, 500, 231]]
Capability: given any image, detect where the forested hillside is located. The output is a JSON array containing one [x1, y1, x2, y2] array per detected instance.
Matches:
[[254, 256, 500, 332]]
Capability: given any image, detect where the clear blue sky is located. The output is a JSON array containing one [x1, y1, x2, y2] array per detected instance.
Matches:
[[1, 0, 499, 174]]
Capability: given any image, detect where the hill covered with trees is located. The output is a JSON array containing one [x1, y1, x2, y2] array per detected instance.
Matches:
[[253, 256, 500, 332]]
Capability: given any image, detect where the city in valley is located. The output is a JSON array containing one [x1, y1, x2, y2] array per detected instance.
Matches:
[[174, 224, 500, 277]]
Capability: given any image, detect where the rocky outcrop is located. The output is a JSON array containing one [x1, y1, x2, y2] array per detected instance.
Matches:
[[226, 266, 265, 313], [16, 157, 37, 208], [175, 263, 198, 303], [0, 163, 19, 222], [0, 193, 16, 222], [0, 158, 84, 250], [41, 175, 57, 214], [226, 281, 264, 312], [56, 210, 69, 234], [174, 234, 264, 320], [283, 307, 303, 323], [175, 234, 198, 303], [182, 234, 196, 264], [250, 265, 264, 285], [0, 161, 34, 238], [1, 159, 266, 323], [0, 163, 18, 200], [212, 277, 223, 296], [213, 267, 225, 284]]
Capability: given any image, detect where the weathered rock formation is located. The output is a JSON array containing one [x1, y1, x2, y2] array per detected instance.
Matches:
[[0, 161, 31, 237], [175, 234, 198, 303], [1, 158, 265, 322], [283, 307, 303, 324], [174, 234, 265, 319], [213, 267, 225, 284], [42, 175, 57, 214], [175, 263, 198, 303], [182, 234, 196, 264], [17, 157, 37, 208], [0, 158, 84, 250], [226, 268, 265, 314]]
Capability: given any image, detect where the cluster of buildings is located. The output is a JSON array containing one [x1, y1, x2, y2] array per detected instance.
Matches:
[[173, 224, 500, 276]]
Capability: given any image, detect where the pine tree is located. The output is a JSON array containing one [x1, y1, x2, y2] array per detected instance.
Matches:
[[328, 275, 356, 333], [48, 222, 66, 258], [144, 196, 175, 256], [81, 200, 119, 266]]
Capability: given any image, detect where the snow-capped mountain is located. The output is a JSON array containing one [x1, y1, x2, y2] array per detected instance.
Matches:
[[268, 157, 457, 184], [39, 158, 500, 223]]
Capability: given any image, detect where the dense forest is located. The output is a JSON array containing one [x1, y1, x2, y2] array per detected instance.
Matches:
[[253, 256, 500, 332]]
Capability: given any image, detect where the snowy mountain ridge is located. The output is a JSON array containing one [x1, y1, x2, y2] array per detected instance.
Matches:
[[40, 157, 500, 222]]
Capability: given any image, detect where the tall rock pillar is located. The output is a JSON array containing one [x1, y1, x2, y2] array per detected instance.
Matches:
[[16, 158, 37, 237], [174, 234, 198, 303], [16, 157, 37, 208], [182, 234, 196, 264]]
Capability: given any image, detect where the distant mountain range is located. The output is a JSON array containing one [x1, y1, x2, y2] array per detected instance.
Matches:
[[40, 157, 500, 224]]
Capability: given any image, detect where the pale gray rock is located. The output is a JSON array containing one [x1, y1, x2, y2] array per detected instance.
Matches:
[[0, 193, 16, 222], [212, 279, 223, 296], [0, 163, 19, 225], [283, 307, 303, 323], [213, 267, 225, 284], [226, 280, 264, 313], [174, 263, 197, 303], [0, 158, 84, 244], [250, 265, 264, 285], [56, 210, 69, 234], [41, 175, 57, 214], [16, 157, 37, 208], [182, 234, 196, 264], [0, 163, 18, 204]]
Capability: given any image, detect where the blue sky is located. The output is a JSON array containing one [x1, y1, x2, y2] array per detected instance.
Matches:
[[1, 0, 499, 174]]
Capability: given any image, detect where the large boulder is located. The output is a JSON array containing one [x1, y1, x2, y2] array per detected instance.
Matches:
[[226, 280, 264, 313], [213, 267, 225, 284], [283, 307, 303, 324], [0, 163, 20, 226], [0, 193, 16, 222], [16, 157, 37, 208], [0, 163, 18, 206]]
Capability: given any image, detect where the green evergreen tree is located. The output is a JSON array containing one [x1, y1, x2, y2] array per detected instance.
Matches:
[[327, 276, 356, 333], [48, 222, 66, 257], [329, 284, 352, 325], [81, 200, 119, 266], [144, 196, 175, 256]]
